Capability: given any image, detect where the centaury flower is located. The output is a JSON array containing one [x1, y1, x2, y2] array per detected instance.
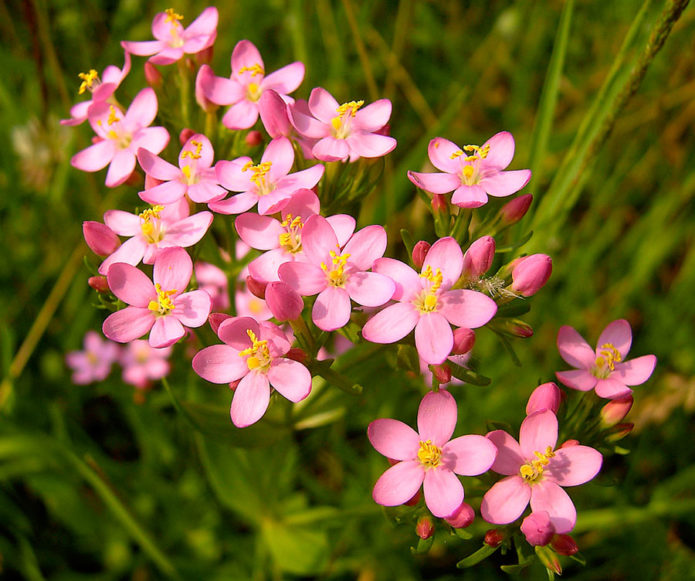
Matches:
[[66, 331, 120, 384]]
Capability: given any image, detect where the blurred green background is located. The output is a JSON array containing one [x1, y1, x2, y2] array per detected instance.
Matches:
[[1, 0, 695, 579]]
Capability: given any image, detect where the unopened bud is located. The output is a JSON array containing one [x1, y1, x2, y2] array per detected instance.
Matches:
[[404, 490, 421, 507], [286, 347, 308, 364], [144, 173, 163, 190], [431, 364, 451, 384], [195, 44, 214, 66], [451, 327, 476, 355], [600, 395, 633, 427], [229, 379, 241, 391], [431, 193, 447, 214], [444, 502, 475, 529], [246, 276, 267, 300], [559, 439, 579, 448], [526, 382, 562, 415], [535, 545, 562, 575], [462, 236, 495, 279], [88, 275, 109, 293], [416, 516, 435, 540], [550, 534, 578, 556], [412, 241, 431, 270], [195, 65, 218, 113], [499, 193, 532, 226], [521, 511, 555, 546], [265, 281, 303, 321], [511, 254, 552, 296], [484, 529, 505, 548], [501, 318, 534, 338], [179, 128, 196, 147], [144, 62, 163, 88], [83, 221, 120, 256], [606, 422, 633, 442], [208, 312, 231, 334], [245, 130, 263, 147]]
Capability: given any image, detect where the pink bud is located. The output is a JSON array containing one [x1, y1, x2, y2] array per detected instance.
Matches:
[[484, 529, 505, 548], [444, 502, 475, 529], [431, 364, 451, 384], [195, 45, 214, 66], [550, 534, 578, 556], [526, 382, 562, 415], [499, 193, 533, 225], [404, 490, 421, 506], [511, 254, 552, 296], [462, 236, 495, 279], [412, 241, 431, 270], [179, 128, 195, 146], [520, 511, 555, 546], [246, 276, 267, 300], [286, 348, 308, 364], [144, 62, 163, 88], [195, 65, 218, 113], [88, 275, 109, 293], [559, 439, 579, 448], [208, 312, 231, 335], [451, 328, 476, 355], [500, 318, 534, 338], [600, 395, 633, 427], [416, 516, 435, 540], [83, 221, 120, 256], [245, 130, 263, 147], [265, 281, 303, 321], [431, 194, 447, 214], [259, 90, 292, 138]]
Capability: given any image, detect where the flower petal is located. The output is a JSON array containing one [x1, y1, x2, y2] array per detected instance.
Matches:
[[481, 475, 530, 525], [439, 289, 497, 329], [555, 369, 597, 391], [231, 371, 271, 428], [546, 445, 602, 487], [480, 131, 515, 170], [519, 410, 558, 458], [613, 355, 657, 386], [407, 171, 460, 194], [343, 225, 387, 270], [345, 272, 394, 306], [597, 319, 632, 358], [443, 435, 497, 476], [530, 481, 576, 534], [71, 140, 115, 172], [173, 290, 211, 327], [372, 461, 424, 507], [312, 286, 351, 331], [557, 325, 595, 369], [193, 344, 247, 383], [153, 247, 192, 291], [361, 303, 418, 344], [106, 263, 154, 306], [279, 261, 326, 295], [414, 313, 453, 365], [423, 468, 464, 518], [373, 258, 420, 301], [103, 307, 153, 343], [487, 430, 524, 476], [105, 150, 136, 188], [149, 316, 185, 348], [422, 237, 463, 287], [451, 185, 488, 208], [267, 358, 311, 402], [368, 419, 420, 461], [480, 169, 531, 197], [427, 137, 462, 173], [594, 378, 632, 399], [417, 389, 457, 447], [262, 61, 305, 94]]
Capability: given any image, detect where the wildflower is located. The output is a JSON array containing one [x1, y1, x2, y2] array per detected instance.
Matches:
[[210, 137, 324, 215], [526, 382, 562, 415], [83, 221, 121, 256], [368, 390, 497, 518], [138, 133, 226, 205], [66, 331, 120, 384], [510, 254, 552, 297], [103, 247, 211, 348], [121, 7, 218, 66], [444, 502, 475, 528], [70, 88, 169, 187], [195, 261, 230, 311], [292, 87, 397, 162], [520, 511, 555, 546], [555, 319, 657, 399], [200, 39, 304, 130], [481, 409, 602, 533], [192, 317, 312, 427], [278, 215, 395, 331], [462, 236, 496, 281], [407, 132, 531, 208], [120, 340, 172, 388], [362, 237, 497, 364]]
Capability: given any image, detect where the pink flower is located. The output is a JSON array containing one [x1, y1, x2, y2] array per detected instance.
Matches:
[[200, 40, 304, 130], [66, 331, 120, 384], [278, 215, 395, 331], [210, 137, 324, 215], [121, 7, 218, 66], [511, 254, 552, 297], [235, 284, 272, 321], [98, 198, 213, 274], [368, 390, 497, 518], [555, 319, 657, 399], [362, 237, 497, 364], [103, 247, 211, 348], [520, 511, 555, 546], [407, 132, 531, 208], [192, 317, 312, 427], [83, 221, 120, 257], [195, 262, 229, 311], [480, 409, 603, 533], [291, 87, 396, 162], [62, 52, 131, 126], [120, 340, 172, 388], [138, 133, 226, 205], [70, 88, 169, 187], [526, 382, 562, 415]]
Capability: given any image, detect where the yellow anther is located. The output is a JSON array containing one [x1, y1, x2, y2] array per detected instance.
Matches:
[[331, 100, 364, 139], [450, 149, 464, 160], [278, 215, 304, 253], [181, 140, 203, 160], [336, 100, 364, 118], [519, 446, 555, 483], [139, 205, 164, 221], [242, 161, 273, 190], [148, 283, 177, 315], [594, 343, 622, 377], [78, 69, 99, 94], [415, 266, 444, 313], [462, 165, 475, 180], [181, 165, 192, 181], [462, 143, 490, 162], [107, 105, 120, 126], [139, 206, 164, 243], [165, 8, 184, 23], [417, 440, 442, 469], [239, 64, 265, 77], [320, 250, 351, 287], [238, 329, 272, 371], [420, 265, 443, 293], [247, 82, 262, 101]]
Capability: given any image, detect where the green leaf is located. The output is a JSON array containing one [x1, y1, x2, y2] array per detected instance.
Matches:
[[410, 535, 434, 554], [447, 361, 491, 386], [261, 519, 329, 575], [456, 544, 498, 568]]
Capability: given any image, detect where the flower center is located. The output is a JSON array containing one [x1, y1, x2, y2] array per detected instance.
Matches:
[[238, 329, 272, 372], [320, 250, 351, 287], [140, 205, 165, 244], [451, 144, 490, 186], [97, 105, 132, 149], [238, 65, 265, 102], [278, 214, 304, 254], [165, 8, 185, 47], [242, 161, 273, 195], [519, 446, 555, 484], [148, 283, 177, 316], [78, 69, 100, 94], [413, 265, 443, 313], [593, 343, 622, 379], [417, 440, 442, 469], [330, 100, 364, 140]]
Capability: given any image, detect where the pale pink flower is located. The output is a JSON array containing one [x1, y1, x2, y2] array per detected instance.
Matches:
[[407, 132, 531, 208], [291, 87, 396, 162], [98, 198, 213, 274], [192, 317, 312, 427], [235, 284, 272, 321], [120, 340, 172, 388], [103, 247, 211, 348], [138, 133, 226, 205], [555, 319, 657, 399], [362, 237, 497, 364], [480, 409, 603, 533], [200, 40, 304, 130], [368, 389, 497, 518], [195, 262, 229, 311], [66, 331, 120, 384], [210, 137, 324, 215], [70, 88, 169, 187], [62, 52, 131, 126], [121, 7, 218, 66], [278, 215, 395, 331]]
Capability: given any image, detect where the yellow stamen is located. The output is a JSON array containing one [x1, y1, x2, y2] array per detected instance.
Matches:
[[181, 165, 192, 181], [462, 143, 490, 162], [320, 249, 351, 287], [336, 100, 364, 118], [238, 329, 272, 371], [242, 161, 273, 194], [78, 69, 99, 95], [417, 440, 442, 469], [593, 343, 622, 378], [181, 140, 203, 160], [239, 64, 265, 77], [107, 105, 120, 126], [450, 149, 464, 160], [415, 266, 443, 313], [331, 100, 364, 139], [148, 283, 177, 316], [164, 8, 184, 23], [519, 446, 555, 483], [278, 215, 303, 254], [139, 206, 165, 244]]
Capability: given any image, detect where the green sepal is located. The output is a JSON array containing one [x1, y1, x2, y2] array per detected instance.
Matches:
[[456, 543, 498, 568]]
